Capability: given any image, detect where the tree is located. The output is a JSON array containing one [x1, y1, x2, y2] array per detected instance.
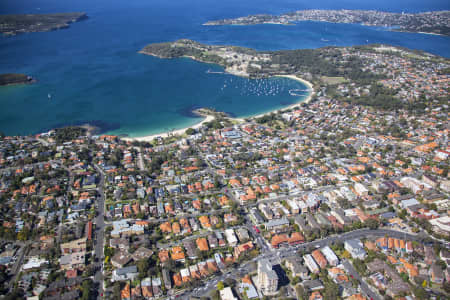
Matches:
[[412, 285, 428, 299], [81, 279, 93, 300], [137, 259, 149, 279], [210, 289, 220, 300], [443, 281, 450, 294], [353, 259, 366, 276], [185, 128, 196, 135], [364, 218, 380, 230], [295, 284, 306, 300]]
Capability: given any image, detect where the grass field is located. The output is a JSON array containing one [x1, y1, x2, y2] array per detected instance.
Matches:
[[321, 76, 347, 85]]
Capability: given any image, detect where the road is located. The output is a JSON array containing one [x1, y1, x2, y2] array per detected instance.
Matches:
[[343, 259, 381, 300], [7, 242, 30, 291], [134, 146, 145, 171], [93, 164, 106, 299]]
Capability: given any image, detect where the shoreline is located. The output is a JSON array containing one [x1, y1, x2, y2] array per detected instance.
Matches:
[[121, 74, 313, 142], [121, 115, 215, 142]]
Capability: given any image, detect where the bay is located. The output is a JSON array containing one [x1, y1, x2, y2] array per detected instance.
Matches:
[[0, 0, 449, 136]]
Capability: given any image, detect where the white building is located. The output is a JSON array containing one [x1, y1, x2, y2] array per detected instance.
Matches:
[[354, 183, 369, 197], [344, 239, 367, 259], [303, 254, 319, 274], [220, 287, 238, 300], [224, 229, 238, 246], [257, 259, 278, 295], [321, 246, 339, 266]]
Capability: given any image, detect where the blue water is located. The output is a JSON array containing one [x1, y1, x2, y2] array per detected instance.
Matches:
[[0, 0, 449, 136]]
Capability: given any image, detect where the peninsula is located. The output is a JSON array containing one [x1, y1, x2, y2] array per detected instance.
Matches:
[[0, 73, 35, 86], [140, 39, 449, 111], [204, 9, 450, 36], [0, 12, 88, 36]]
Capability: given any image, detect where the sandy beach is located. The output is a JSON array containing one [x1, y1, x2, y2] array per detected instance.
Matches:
[[122, 74, 313, 142], [122, 115, 214, 142]]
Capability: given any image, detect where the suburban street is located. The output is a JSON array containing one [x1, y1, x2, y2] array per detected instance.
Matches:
[[93, 164, 106, 299], [343, 259, 381, 300]]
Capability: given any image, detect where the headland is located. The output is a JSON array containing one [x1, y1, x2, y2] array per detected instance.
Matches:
[[0, 12, 88, 36], [204, 9, 450, 36]]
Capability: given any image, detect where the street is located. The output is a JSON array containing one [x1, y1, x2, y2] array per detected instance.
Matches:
[[93, 164, 106, 299]]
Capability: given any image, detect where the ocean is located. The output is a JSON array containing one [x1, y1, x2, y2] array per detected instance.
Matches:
[[0, 0, 449, 137]]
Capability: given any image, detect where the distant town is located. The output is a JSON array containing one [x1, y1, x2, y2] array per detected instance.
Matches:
[[204, 9, 450, 36], [0, 37, 449, 300]]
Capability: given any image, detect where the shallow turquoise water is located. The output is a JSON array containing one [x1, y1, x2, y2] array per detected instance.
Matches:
[[0, 0, 449, 136]]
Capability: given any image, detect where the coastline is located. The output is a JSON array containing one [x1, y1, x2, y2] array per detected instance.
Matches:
[[122, 115, 215, 142], [121, 74, 313, 142]]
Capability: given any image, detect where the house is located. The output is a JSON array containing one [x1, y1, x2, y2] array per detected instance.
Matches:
[[22, 257, 48, 270], [236, 228, 250, 242], [321, 246, 339, 266], [285, 256, 309, 279], [162, 268, 172, 290], [196, 237, 209, 251], [110, 238, 130, 251], [430, 264, 444, 284], [264, 217, 289, 231], [354, 183, 368, 197], [180, 268, 190, 283], [171, 246, 185, 262], [234, 241, 254, 259], [121, 283, 131, 300], [304, 254, 319, 274], [132, 247, 153, 261], [239, 275, 258, 299], [220, 286, 238, 300], [429, 216, 450, 236], [344, 239, 366, 259], [224, 229, 238, 246], [183, 239, 198, 259], [60, 238, 87, 254], [152, 277, 162, 297], [59, 252, 85, 270], [112, 265, 138, 282], [311, 249, 327, 269], [301, 279, 324, 292], [111, 251, 132, 268]]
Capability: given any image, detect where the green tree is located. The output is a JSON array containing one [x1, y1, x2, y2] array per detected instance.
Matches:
[[364, 218, 380, 230], [295, 284, 306, 300], [137, 259, 149, 279], [185, 128, 196, 135], [81, 279, 92, 300]]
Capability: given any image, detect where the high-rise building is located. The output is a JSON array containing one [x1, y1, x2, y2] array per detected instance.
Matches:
[[257, 259, 278, 294]]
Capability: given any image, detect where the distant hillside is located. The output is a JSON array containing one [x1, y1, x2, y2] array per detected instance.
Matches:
[[205, 9, 450, 36], [0, 12, 88, 36]]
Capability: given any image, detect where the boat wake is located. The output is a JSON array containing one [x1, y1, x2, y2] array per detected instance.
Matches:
[[289, 89, 310, 96], [206, 69, 226, 74]]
